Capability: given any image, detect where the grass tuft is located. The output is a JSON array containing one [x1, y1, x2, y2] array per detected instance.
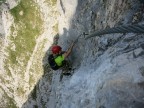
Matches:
[[5, 0, 43, 67]]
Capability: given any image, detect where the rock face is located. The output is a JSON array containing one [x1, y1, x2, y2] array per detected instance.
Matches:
[[0, 0, 58, 107], [43, 0, 144, 108], [0, 0, 16, 107], [1, 0, 144, 108], [49, 1, 144, 108]]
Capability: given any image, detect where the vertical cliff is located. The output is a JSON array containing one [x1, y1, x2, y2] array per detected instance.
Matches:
[[0, 0, 58, 107], [1, 0, 144, 108]]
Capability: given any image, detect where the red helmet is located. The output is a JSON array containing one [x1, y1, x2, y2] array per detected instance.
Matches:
[[51, 45, 62, 54]]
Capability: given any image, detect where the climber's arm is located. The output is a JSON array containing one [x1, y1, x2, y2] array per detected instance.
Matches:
[[63, 42, 75, 59]]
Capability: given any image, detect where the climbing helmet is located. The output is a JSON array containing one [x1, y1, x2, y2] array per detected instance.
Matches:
[[51, 45, 62, 54]]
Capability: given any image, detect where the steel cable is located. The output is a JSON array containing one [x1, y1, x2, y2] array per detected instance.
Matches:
[[86, 24, 144, 39]]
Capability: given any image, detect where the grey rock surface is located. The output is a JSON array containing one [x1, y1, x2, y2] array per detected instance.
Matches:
[[45, 0, 144, 108], [1, 0, 144, 108]]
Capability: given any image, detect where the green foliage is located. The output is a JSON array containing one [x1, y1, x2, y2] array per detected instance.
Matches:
[[0, 0, 6, 5], [52, 23, 58, 33], [0, 87, 17, 108], [51, 0, 57, 5], [3, 0, 43, 103], [17, 87, 25, 96], [29, 73, 35, 87], [7, 98, 17, 108], [0, 0, 5, 1], [7, 0, 43, 65], [45, 0, 57, 6]]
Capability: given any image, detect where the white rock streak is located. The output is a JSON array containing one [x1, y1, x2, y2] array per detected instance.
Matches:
[[24, 0, 58, 99]]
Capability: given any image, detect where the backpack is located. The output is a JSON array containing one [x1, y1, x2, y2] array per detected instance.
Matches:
[[48, 54, 60, 70]]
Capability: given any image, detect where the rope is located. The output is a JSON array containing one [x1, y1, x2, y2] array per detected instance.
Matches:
[[86, 24, 144, 39]]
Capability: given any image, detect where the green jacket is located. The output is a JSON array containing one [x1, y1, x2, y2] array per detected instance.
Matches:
[[54, 55, 65, 66]]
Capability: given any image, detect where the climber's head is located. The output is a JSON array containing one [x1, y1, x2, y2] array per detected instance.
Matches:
[[51, 45, 62, 54]]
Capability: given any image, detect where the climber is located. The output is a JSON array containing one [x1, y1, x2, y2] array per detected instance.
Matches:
[[48, 32, 87, 75], [48, 41, 75, 73]]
